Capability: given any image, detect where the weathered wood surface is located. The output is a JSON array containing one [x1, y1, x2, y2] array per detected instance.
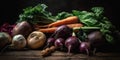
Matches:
[[0, 50, 120, 60]]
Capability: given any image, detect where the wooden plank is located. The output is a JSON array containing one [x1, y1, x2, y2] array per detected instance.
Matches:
[[0, 50, 120, 60]]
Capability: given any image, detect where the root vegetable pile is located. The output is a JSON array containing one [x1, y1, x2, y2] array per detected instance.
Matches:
[[0, 3, 120, 57]]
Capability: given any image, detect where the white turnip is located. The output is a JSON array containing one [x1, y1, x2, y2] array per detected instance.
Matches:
[[0, 32, 11, 49], [12, 34, 26, 49], [27, 31, 46, 49], [1, 34, 26, 53]]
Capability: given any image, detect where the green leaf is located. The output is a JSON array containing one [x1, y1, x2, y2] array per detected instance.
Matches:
[[91, 7, 104, 17], [72, 10, 98, 26], [105, 34, 114, 44], [55, 12, 73, 20]]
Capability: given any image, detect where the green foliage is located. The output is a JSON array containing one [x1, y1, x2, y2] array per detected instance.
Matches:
[[18, 4, 55, 24], [72, 7, 115, 44], [55, 12, 73, 20], [17, 3, 118, 44]]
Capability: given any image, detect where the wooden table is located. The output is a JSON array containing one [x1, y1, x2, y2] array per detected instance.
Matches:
[[0, 50, 120, 60]]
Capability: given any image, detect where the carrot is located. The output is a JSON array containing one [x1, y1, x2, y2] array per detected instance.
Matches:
[[40, 46, 56, 56], [39, 27, 57, 33], [67, 23, 83, 28], [39, 23, 83, 33], [48, 16, 79, 27]]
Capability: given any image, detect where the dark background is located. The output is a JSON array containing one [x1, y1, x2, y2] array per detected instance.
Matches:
[[0, 0, 119, 30]]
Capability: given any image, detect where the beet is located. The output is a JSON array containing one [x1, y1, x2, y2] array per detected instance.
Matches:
[[54, 38, 64, 49], [65, 36, 80, 54], [54, 25, 72, 39], [79, 42, 90, 55], [12, 21, 32, 38], [87, 31, 105, 48], [44, 38, 56, 49]]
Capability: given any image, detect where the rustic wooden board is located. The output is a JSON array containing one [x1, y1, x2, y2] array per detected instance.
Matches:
[[0, 50, 120, 60]]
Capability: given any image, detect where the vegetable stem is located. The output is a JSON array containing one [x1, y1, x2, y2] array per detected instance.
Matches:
[[73, 27, 100, 30]]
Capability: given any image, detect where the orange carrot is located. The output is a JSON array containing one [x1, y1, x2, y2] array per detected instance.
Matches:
[[40, 46, 56, 56], [67, 23, 83, 28], [39, 27, 57, 33], [48, 16, 79, 27], [39, 23, 83, 33]]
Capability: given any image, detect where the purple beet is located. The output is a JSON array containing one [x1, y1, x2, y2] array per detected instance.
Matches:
[[54, 38, 65, 50], [79, 42, 90, 55], [65, 36, 80, 54]]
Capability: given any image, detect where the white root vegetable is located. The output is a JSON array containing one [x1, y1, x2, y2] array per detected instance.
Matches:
[[0, 32, 11, 49], [12, 34, 26, 49], [27, 31, 46, 49], [0, 34, 26, 53]]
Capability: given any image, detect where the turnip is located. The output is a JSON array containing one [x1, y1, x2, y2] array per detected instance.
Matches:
[[0, 32, 11, 49], [27, 31, 46, 49], [12, 34, 26, 49], [1, 34, 26, 53]]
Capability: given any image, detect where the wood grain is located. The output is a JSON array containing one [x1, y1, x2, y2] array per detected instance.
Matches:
[[0, 50, 120, 60]]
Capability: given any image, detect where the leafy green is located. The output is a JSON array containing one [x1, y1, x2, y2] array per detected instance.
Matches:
[[72, 7, 115, 44], [91, 7, 104, 16], [72, 10, 98, 26], [18, 4, 56, 24], [55, 12, 73, 20]]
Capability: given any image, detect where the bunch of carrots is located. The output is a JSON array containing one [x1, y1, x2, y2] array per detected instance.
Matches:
[[36, 16, 83, 33]]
